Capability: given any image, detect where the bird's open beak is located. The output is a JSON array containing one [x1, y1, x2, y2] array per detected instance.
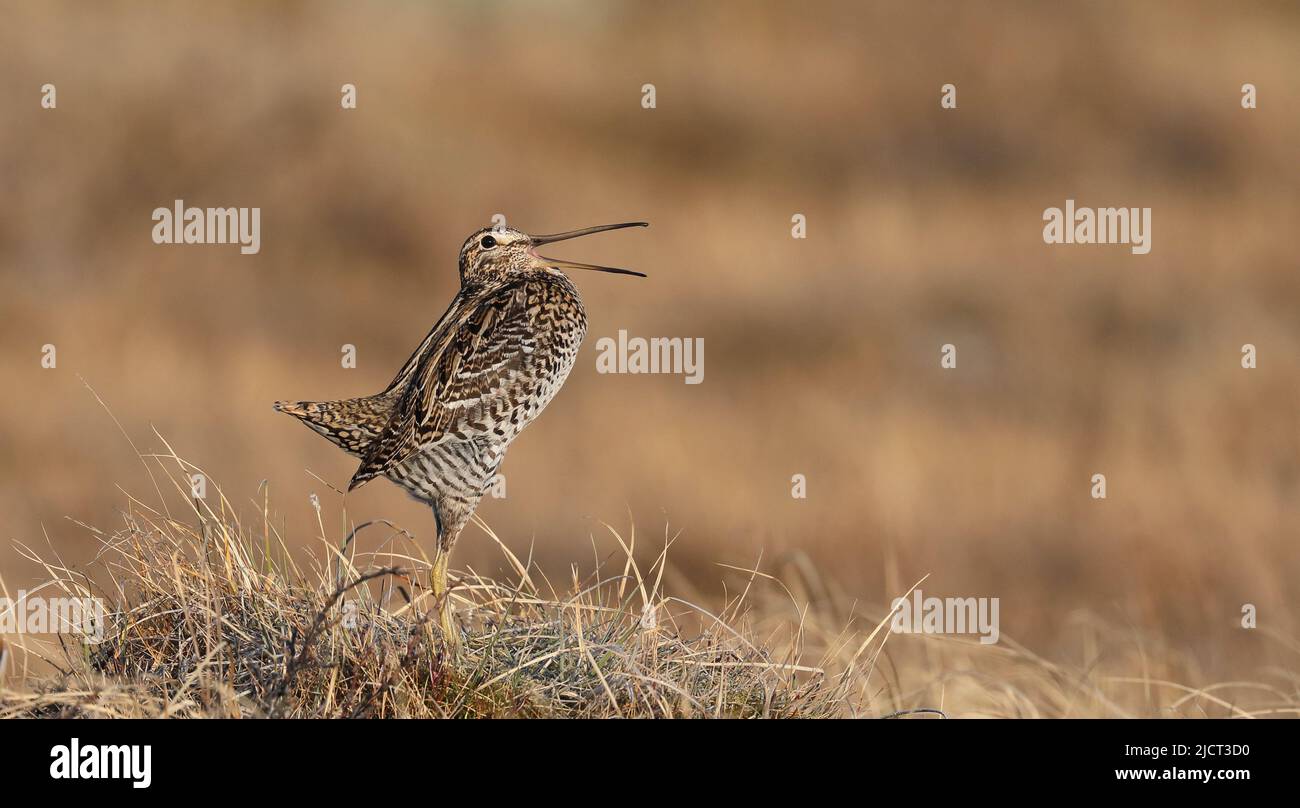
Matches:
[[530, 221, 648, 277]]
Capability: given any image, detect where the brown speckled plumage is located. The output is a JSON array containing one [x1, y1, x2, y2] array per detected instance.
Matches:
[[275, 222, 646, 602]]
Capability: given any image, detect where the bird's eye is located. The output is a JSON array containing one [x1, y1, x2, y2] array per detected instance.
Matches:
[[480, 235, 497, 249]]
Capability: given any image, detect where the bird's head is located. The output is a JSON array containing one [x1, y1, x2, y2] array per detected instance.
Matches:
[[457, 222, 648, 287]]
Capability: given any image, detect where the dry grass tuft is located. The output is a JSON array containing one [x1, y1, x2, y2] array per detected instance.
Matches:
[[3, 441, 1298, 719], [0, 448, 869, 718]]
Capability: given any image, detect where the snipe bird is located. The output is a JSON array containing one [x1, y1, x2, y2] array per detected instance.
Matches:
[[275, 222, 647, 644]]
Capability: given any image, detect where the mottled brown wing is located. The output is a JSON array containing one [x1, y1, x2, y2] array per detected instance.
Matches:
[[348, 281, 538, 490]]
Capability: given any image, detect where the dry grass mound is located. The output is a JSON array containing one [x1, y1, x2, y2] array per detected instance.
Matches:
[[3, 439, 1297, 719], [0, 448, 872, 718]]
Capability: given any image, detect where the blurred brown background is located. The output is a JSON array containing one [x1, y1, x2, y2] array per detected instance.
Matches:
[[1, 1, 1297, 684]]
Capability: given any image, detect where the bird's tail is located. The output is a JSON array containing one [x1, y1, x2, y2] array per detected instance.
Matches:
[[273, 392, 397, 457]]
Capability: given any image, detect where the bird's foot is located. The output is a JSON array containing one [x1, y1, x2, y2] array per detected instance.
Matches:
[[438, 604, 462, 661]]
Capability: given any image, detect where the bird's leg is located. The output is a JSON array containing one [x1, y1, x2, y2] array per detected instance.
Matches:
[[427, 503, 460, 655], [431, 501, 477, 658], [430, 546, 459, 653]]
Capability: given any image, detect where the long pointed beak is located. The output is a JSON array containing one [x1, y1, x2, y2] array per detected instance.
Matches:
[[531, 221, 648, 277], [530, 221, 648, 245], [539, 258, 647, 278]]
